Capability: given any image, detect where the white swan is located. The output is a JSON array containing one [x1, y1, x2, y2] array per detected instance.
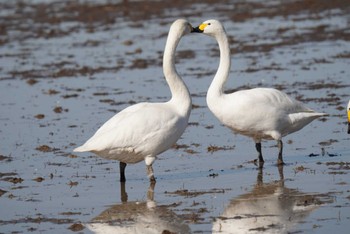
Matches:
[[192, 19, 327, 165], [74, 19, 193, 182]]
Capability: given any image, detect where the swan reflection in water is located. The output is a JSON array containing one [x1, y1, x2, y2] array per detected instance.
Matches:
[[213, 166, 333, 234], [87, 183, 191, 234]]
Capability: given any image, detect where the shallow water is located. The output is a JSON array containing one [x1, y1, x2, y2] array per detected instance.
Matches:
[[1, 0, 350, 233]]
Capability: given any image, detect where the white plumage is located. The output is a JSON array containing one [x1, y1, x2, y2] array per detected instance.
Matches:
[[74, 19, 193, 182], [347, 100, 350, 134], [192, 19, 327, 165]]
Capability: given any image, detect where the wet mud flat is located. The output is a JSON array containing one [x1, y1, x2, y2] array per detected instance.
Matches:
[[0, 0, 350, 233]]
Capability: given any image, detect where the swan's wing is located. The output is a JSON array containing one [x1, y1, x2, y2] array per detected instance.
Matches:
[[91, 103, 147, 138], [246, 88, 327, 136], [254, 88, 327, 122], [220, 88, 326, 139], [256, 88, 303, 110], [233, 88, 317, 114], [74, 103, 186, 157]]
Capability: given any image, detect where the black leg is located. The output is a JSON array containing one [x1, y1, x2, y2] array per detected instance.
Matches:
[[277, 140, 284, 165], [277, 163, 285, 188], [257, 166, 263, 186], [120, 182, 128, 202], [119, 162, 127, 182], [255, 142, 264, 167]]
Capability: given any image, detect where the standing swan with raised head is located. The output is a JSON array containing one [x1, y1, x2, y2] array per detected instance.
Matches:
[[192, 19, 327, 166], [74, 19, 193, 182]]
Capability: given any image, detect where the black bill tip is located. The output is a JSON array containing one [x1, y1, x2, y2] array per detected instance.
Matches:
[[191, 26, 203, 33]]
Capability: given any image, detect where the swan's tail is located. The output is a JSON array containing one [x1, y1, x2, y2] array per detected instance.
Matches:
[[311, 112, 328, 117], [289, 111, 327, 126], [73, 145, 88, 152], [285, 111, 327, 136], [299, 112, 328, 119]]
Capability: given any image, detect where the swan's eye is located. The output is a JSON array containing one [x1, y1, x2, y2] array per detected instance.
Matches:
[[208, 23, 211, 25]]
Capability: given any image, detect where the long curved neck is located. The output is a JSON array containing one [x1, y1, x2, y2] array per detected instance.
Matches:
[[163, 29, 192, 117], [207, 30, 231, 109]]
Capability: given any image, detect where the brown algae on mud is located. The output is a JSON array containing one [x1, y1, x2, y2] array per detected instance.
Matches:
[[165, 188, 229, 198], [0, 0, 350, 233]]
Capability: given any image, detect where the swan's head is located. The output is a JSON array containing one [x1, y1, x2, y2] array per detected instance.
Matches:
[[192, 19, 226, 37], [171, 19, 194, 36]]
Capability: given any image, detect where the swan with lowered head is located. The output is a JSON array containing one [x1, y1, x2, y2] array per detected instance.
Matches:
[[192, 19, 327, 166], [74, 19, 193, 182]]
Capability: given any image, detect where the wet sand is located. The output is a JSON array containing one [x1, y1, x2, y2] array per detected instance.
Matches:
[[0, 0, 349, 233]]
